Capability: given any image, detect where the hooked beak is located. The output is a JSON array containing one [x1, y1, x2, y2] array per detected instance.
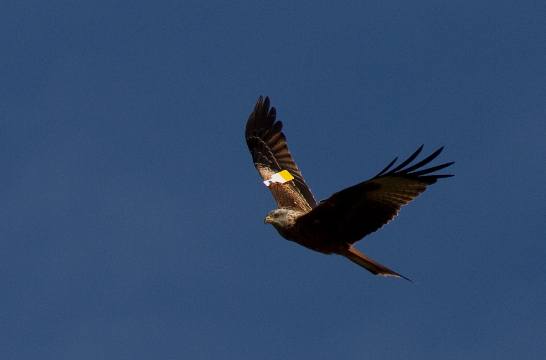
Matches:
[[264, 215, 273, 224]]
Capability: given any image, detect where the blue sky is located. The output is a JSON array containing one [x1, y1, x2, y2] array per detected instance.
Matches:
[[1, 1, 545, 359]]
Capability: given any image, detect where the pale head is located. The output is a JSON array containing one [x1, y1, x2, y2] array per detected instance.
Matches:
[[264, 208, 302, 239]]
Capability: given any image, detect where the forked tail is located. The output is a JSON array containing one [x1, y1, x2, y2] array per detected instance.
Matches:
[[344, 247, 413, 282]]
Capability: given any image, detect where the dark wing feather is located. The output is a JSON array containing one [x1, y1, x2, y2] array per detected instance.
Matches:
[[246, 96, 317, 211], [297, 146, 453, 244]]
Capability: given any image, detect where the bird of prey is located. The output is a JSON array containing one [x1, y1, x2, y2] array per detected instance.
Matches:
[[245, 96, 453, 281]]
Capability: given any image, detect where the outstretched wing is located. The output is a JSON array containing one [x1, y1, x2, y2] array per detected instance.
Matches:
[[246, 96, 317, 212], [297, 145, 453, 244]]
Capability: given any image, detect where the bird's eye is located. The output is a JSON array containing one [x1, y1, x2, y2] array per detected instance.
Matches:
[[274, 213, 279, 218]]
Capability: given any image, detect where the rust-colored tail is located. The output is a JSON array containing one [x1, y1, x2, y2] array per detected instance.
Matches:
[[344, 247, 413, 282]]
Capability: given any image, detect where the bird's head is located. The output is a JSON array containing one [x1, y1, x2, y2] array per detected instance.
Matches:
[[264, 209, 290, 226], [264, 209, 299, 239]]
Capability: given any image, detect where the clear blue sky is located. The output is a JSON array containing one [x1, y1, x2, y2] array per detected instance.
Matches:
[[2, 1, 545, 359]]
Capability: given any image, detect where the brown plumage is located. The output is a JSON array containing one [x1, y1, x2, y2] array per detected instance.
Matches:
[[245, 96, 454, 281]]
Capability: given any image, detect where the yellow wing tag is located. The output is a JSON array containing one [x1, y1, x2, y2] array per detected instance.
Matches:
[[263, 170, 294, 187]]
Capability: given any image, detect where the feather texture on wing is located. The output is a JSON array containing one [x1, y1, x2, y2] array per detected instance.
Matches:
[[245, 96, 317, 212], [297, 145, 454, 245]]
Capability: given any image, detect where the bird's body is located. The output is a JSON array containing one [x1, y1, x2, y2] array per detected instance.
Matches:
[[265, 208, 345, 255], [246, 96, 453, 281]]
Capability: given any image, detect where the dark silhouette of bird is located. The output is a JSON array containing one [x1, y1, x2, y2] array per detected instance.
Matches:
[[245, 96, 453, 281]]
